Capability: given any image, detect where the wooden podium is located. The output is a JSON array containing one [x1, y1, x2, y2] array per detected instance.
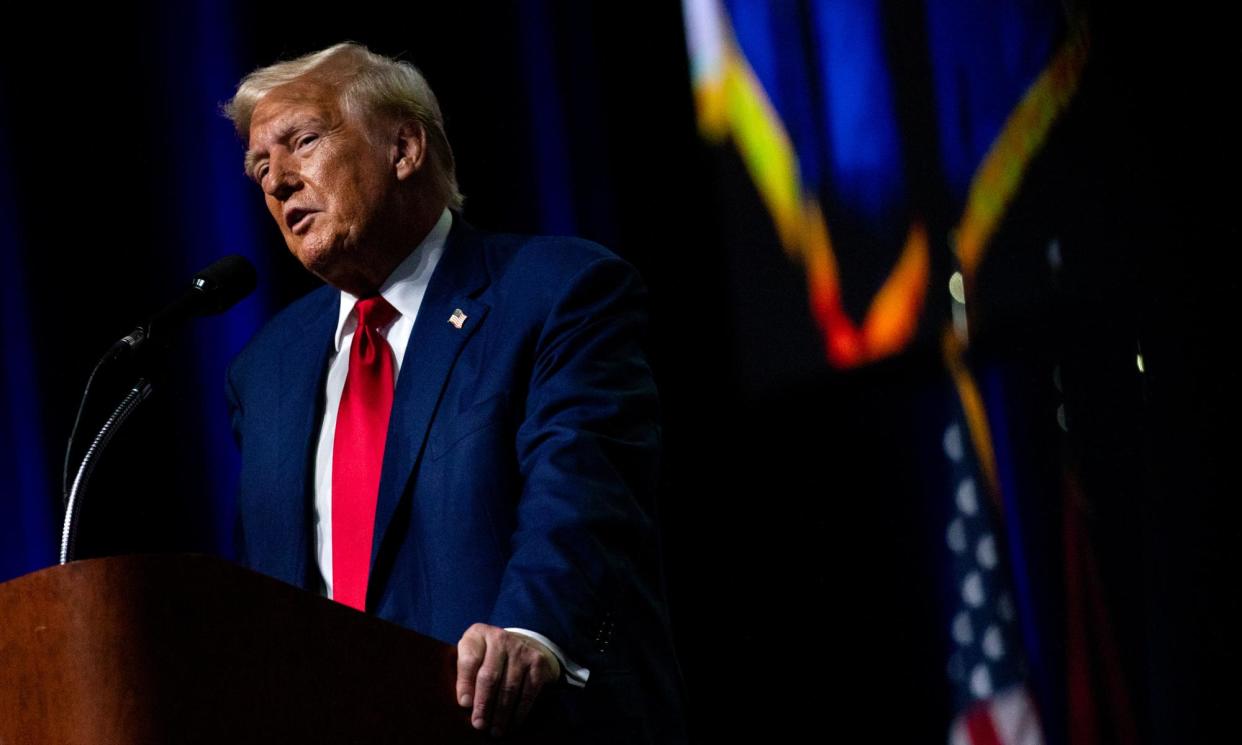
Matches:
[[0, 555, 494, 744]]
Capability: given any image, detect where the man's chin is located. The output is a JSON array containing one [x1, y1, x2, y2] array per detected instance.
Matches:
[[287, 240, 337, 277], [291, 245, 372, 294]]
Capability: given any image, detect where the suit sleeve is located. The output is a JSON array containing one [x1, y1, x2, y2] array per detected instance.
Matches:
[[487, 253, 662, 673]]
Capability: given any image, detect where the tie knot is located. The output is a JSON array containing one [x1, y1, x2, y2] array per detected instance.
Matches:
[[355, 295, 399, 331]]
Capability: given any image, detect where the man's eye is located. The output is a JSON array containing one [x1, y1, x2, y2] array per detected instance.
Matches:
[[295, 134, 318, 149]]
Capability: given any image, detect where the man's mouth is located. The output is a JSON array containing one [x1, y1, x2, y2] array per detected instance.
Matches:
[[286, 208, 317, 234]]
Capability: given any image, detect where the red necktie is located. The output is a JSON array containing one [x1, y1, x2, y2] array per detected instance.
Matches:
[[332, 295, 399, 611]]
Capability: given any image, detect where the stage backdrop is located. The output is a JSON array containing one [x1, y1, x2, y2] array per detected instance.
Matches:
[[1, 2, 1238, 743]]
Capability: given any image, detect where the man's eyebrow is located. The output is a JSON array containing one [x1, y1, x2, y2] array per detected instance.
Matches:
[[243, 149, 263, 178], [242, 116, 328, 177]]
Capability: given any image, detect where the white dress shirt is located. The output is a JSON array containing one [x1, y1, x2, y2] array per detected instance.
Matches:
[[312, 207, 587, 687]]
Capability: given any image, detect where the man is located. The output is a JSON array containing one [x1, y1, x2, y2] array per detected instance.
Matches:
[[222, 43, 685, 743]]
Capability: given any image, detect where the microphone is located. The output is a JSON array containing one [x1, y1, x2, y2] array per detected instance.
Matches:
[[111, 255, 257, 359], [59, 254, 258, 533]]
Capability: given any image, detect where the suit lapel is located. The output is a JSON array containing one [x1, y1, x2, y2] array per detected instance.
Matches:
[[368, 218, 492, 595], [273, 288, 337, 590]]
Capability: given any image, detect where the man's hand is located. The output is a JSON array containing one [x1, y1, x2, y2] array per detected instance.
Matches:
[[456, 623, 561, 736]]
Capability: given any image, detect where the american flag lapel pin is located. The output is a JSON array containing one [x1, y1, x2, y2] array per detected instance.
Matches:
[[448, 308, 468, 329]]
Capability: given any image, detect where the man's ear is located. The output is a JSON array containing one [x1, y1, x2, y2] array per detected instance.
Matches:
[[394, 119, 427, 181]]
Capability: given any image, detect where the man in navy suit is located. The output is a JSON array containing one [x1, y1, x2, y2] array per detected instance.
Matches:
[[223, 43, 685, 742]]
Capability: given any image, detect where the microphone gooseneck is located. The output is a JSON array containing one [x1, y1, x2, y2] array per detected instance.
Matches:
[[59, 255, 257, 561]]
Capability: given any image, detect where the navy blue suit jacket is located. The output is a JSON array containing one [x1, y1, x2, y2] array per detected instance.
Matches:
[[226, 217, 686, 742]]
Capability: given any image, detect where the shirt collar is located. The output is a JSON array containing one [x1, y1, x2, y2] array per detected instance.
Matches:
[[333, 207, 453, 352]]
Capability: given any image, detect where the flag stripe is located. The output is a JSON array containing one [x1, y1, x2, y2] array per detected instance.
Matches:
[[965, 705, 1005, 745]]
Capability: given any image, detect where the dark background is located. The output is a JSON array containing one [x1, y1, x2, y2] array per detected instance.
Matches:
[[1, 2, 1238, 742]]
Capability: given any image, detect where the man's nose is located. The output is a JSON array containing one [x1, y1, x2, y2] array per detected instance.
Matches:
[[263, 154, 302, 201]]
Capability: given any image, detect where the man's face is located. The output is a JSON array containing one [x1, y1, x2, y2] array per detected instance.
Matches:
[[246, 78, 398, 284]]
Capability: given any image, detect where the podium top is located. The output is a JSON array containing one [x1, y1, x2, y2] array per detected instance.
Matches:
[[0, 554, 487, 744]]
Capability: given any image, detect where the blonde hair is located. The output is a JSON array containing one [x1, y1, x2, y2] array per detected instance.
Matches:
[[224, 42, 463, 209]]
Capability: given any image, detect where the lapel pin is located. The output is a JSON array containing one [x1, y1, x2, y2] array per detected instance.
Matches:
[[448, 308, 468, 329]]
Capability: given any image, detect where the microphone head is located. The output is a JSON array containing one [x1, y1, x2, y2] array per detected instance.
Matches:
[[191, 255, 258, 314]]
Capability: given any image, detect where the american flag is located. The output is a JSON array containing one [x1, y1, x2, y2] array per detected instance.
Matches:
[[941, 419, 1044, 745]]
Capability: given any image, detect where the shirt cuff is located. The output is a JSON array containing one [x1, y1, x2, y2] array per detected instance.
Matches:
[[504, 627, 590, 689]]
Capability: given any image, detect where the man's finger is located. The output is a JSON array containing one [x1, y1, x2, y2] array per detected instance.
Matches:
[[491, 658, 528, 736], [456, 626, 487, 708], [472, 634, 508, 731]]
